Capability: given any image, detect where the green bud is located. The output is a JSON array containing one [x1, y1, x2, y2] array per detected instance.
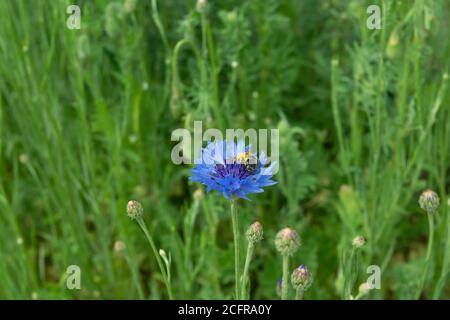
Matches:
[[193, 188, 204, 201], [291, 265, 313, 291], [246, 221, 263, 244], [123, 0, 137, 13], [352, 235, 366, 249], [170, 88, 183, 119], [275, 227, 300, 256], [196, 0, 207, 13], [357, 282, 371, 297], [419, 189, 440, 213], [127, 200, 143, 219], [113, 240, 126, 253]]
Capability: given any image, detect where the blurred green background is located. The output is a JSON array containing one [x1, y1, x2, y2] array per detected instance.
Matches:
[[0, 0, 449, 299]]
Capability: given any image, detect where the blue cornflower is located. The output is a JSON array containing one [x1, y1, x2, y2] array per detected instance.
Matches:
[[190, 140, 277, 200]]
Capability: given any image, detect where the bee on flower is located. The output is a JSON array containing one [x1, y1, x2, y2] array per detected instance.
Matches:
[[190, 140, 277, 200]]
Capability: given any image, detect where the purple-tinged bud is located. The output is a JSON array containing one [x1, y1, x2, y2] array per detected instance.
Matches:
[[419, 189, 440, 213], [291, 265, 313, 292], [127, 200, 143, 219], [246, 221, 263, 244], [275, 227, 300, 256]]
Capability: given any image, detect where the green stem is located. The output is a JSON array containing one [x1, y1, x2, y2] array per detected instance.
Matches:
[[200, 10, 222, 129], [354, 292, 363, 300], [281, 255, 290, 300], [240, 243, 254, 299], [150, 0, 170, 54], [295, 288, 304, 300], [231, 199, 240, 299], [171, 39, 189, 86], [136, 217, 173, 299], [415, 212, 434, 299], [344, 248, 359, 300], [124, 255, 145, 299]]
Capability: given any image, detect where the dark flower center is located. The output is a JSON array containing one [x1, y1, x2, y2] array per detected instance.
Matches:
[[212, 163, 254, 179]]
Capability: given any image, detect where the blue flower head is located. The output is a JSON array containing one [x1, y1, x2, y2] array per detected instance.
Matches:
[[190, 140, 277, 200]]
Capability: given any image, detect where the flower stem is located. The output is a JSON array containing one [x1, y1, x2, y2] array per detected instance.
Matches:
[[344, 248, 358, 299], [295, 288, 304, 300], [354, 292, 363, 300], [415, 212, 434, 299], [136, 217, 174, 299], [240, 242, 254, 299], [231, 199, 240, 299], [150, 0, 170, 54], [281, 255, 290, 300]]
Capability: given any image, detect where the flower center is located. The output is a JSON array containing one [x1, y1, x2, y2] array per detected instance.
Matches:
[[212, 152, 258, 179], [213, 163, 252, 179]]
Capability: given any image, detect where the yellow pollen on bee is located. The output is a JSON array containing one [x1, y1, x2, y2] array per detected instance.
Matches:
[[236, 151, 253, 162]]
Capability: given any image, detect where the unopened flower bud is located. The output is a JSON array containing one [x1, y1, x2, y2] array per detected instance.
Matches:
[[419, 189, 440, 213], [352, 236, 366, 249], [123, 0, 137, 13], [19, 153, 29, 164], [159, 248, 170, 266], [291, 265, 313, 291], [275, 227, 300, 256], [196, 0, 207, 12], [246, 221, 263, 244], [358, 282, 371, 297], [114, 240, 126, 253], [127, 200, 143, 219], [193, 189, 204, 201]]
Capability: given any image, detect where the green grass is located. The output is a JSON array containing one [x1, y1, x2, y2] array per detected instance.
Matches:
[[0, 0, 449, 299]]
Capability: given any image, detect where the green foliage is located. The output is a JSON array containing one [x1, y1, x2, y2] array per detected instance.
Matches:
[[0, 0, 449, 299]]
